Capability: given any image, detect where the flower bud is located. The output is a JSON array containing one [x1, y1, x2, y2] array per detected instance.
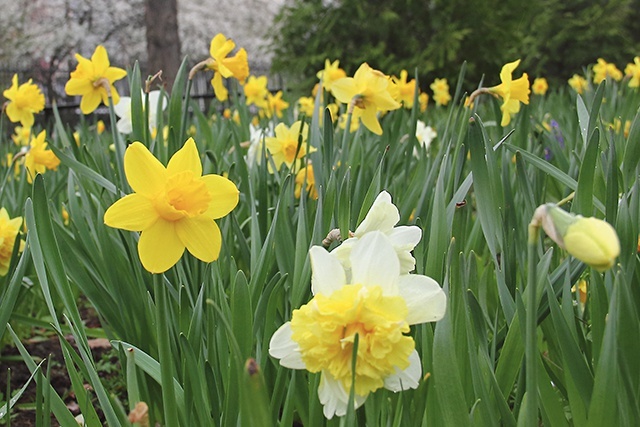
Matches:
[[532, 204, 620, 272]]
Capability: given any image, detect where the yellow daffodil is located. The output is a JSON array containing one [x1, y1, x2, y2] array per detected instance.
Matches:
[[103, 138, 239, 273], [206, 33, 249, 101], [65, 45, 127, 114], [533, 203, 620, 272], [294, 164, 318, 200], [430, 78, 451, 106], [338, 112, 361, 133], [3, 74, 45, 127], [244, 75, 269, 109], [24, 130, 60, 183], [263, 91, 289, 119], [625, 56, 640, 88], [11, 126, 32, 146], [487, 59, 530, 126], [331, 63, 400, 135], [297, 96, 315, 117], [0, 208, 24, 276], [61, 205, 70, 226], [269, 230, 446, 419], [392, 70, 416, 108], [317, 59, 347, 94], [593, 58, 622, 84], [532, 77, 549, 95], [571, 279, 588, 305], [265, 121, 314, 172], [418, 92, 429, 112], [568, 74, 588, 94]]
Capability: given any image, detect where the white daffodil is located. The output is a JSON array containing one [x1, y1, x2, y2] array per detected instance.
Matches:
[[269, 231, 446, 419], [246, 122, 274, 168], [332, 190, 421, 275], [413, 120, 437, 157], [113, 90, 166, 135]]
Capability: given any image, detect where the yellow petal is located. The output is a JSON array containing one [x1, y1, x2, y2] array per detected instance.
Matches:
[[138, 219, 184, 273], [80, 91, 102, 115], [176, 217, 222, 262], [201, 175, 239, 219], [91, 45, 110, 75], [358, 107, 382, 135], [64, 78, 94, 96], [104, 193, 159, 231], [104, 67, 127, 83], [330, 77, 358, 104], [124, 142, 167, 197], [167, 138, 202, 176], [211, 72, 229, 102]]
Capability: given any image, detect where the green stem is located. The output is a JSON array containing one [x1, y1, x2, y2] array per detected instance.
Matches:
[[107, 96, 126, 192], [525, 222, 539, 426], [180, 79, 193, 146]]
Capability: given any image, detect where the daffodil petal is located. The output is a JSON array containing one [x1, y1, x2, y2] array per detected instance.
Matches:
[[383, 350, 421, 392], [201, 175, 239, 219], [397, 274, 446, 324], [318, 372, 367, 419], [359, 106, 383, 135], [138, 219, 184, 273], [124, 142, 167, 197], [330, 77, 358, 104], [350, 231, 400, 292], [104, 194, 159, 231], [91, 45, 110, 75], [354, 191, 399, 236], [167, 137, 202, 176], [80, 91, 102, 115], [309, 246, 346, 296], [269, 322, 306, 369], [175, 217, 221, 263], [64, 78, 94, 96]]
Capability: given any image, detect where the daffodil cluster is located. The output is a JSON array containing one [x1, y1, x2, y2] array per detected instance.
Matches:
[[270, 191, 446, 419]]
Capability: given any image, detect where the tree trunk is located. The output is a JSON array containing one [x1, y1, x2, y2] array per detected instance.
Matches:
[[145, 0, 181, 91]]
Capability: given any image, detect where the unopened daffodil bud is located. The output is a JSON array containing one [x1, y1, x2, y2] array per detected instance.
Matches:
[[532, 204, 620, 272]]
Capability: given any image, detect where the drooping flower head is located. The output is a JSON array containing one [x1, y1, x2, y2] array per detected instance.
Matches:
[[65, 45, 127, 114], [488, 59, 530, 126], [568, 74, 588, 94], [206, 33, 250, 101], [264, 120, 314, 172], [3, 74, 45, 127], [244, 75, 269, 109], [24, 130, 60, 183], [113, 90, 167, 135], [104, 138, 239, 273], [532, 77, 549, 95], [331, 63, 401, 135], [392, 70, 416, 108], [269, 231, 446, 419], [0, 208, 24, 276], [316, 59, 347, 95]]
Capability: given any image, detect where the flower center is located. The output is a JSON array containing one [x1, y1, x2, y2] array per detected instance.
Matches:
[[153, 171, 211, 221], [283, 139, 300, 163], [290, 284, 414, 396]]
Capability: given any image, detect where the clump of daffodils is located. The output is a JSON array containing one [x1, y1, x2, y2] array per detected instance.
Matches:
[[531, 203, 620, 272], [270, 191, 446, 419]]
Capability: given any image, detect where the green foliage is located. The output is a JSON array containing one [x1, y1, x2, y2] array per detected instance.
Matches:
[[269, 0, 639, 91]]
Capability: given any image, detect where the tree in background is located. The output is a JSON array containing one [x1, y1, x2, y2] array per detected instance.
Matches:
[[145, 0, 182, 90], [269, 0, 640, 93]]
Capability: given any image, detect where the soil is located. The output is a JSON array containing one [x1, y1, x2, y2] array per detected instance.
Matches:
[[0, 306, 121, 426]]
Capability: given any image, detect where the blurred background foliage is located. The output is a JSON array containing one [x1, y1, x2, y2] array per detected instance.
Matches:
[[268, 0, 640, 92]]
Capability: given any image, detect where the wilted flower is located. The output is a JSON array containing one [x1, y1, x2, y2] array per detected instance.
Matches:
[[24, 130, 60, 183], [244, 75, 269, 109], [0, 208, 23, 276], [532, 77, 549, 95], [264, 121, 314, 172], [269, 231, 446, 419], [113, 90, 167, 134], [593, 58, 623, 84], [295, 164, 318, 200], [488, 59, 530, 126], [317, 59, 347, 95], [65, 45, 127, 114], [104, 138, 239, 273], [532, 204, 620, 272], [331, 63, 401, 135], [3, 74, 45, 127]]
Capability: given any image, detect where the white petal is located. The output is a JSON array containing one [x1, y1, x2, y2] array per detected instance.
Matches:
[[330, 238, 356, 272], [384, 350, 421, 392], [268, 323, 306, 369], [116, 117, 133, 134], [350, 231, 400, 293], [397, 274, 447, 324], [310, 246, 347, 296], [318, 371, 367, 419], [387, 226, 422, 249], [113, 97, 131, 118], [354, 191, 399, 236]]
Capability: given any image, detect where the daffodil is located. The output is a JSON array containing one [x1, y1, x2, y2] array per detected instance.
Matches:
[[331, 63, 400, 135], [317, 59, 347, 95], [24, 130, 60, 183], [332, 191, 422, 275], [65, 45, 127, 115], [592, 58, 622, 84], [297, 96, 315, 117], [392, 70, 416, 108], [244, 75, 269, 108], [430, 78, 451, 106], [532, 204, 620, 272], [246, 122, 274, 168], [418, 92, 429, 112], [532, 77, 548, 95], [3, 74, 45, 127], [262, 90, 289, 118], [486, 59, 530, 126], [113, 90, 167, 134], [11, 126, 32, 146], [264, 121, 314, 172], [625, 56, 640, 88], [269, 231, 446, 419], [294, 164, 318, 200], [568, 74, 588, 94], [206, 33, 250, 101], [0, 208, 23, 276], [414, 120, 437, 158], [103, 138, 239, 273]]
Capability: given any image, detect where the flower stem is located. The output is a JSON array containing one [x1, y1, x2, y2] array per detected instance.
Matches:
[[525, 221, 539, 426], [107, 96, 127, 192]]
